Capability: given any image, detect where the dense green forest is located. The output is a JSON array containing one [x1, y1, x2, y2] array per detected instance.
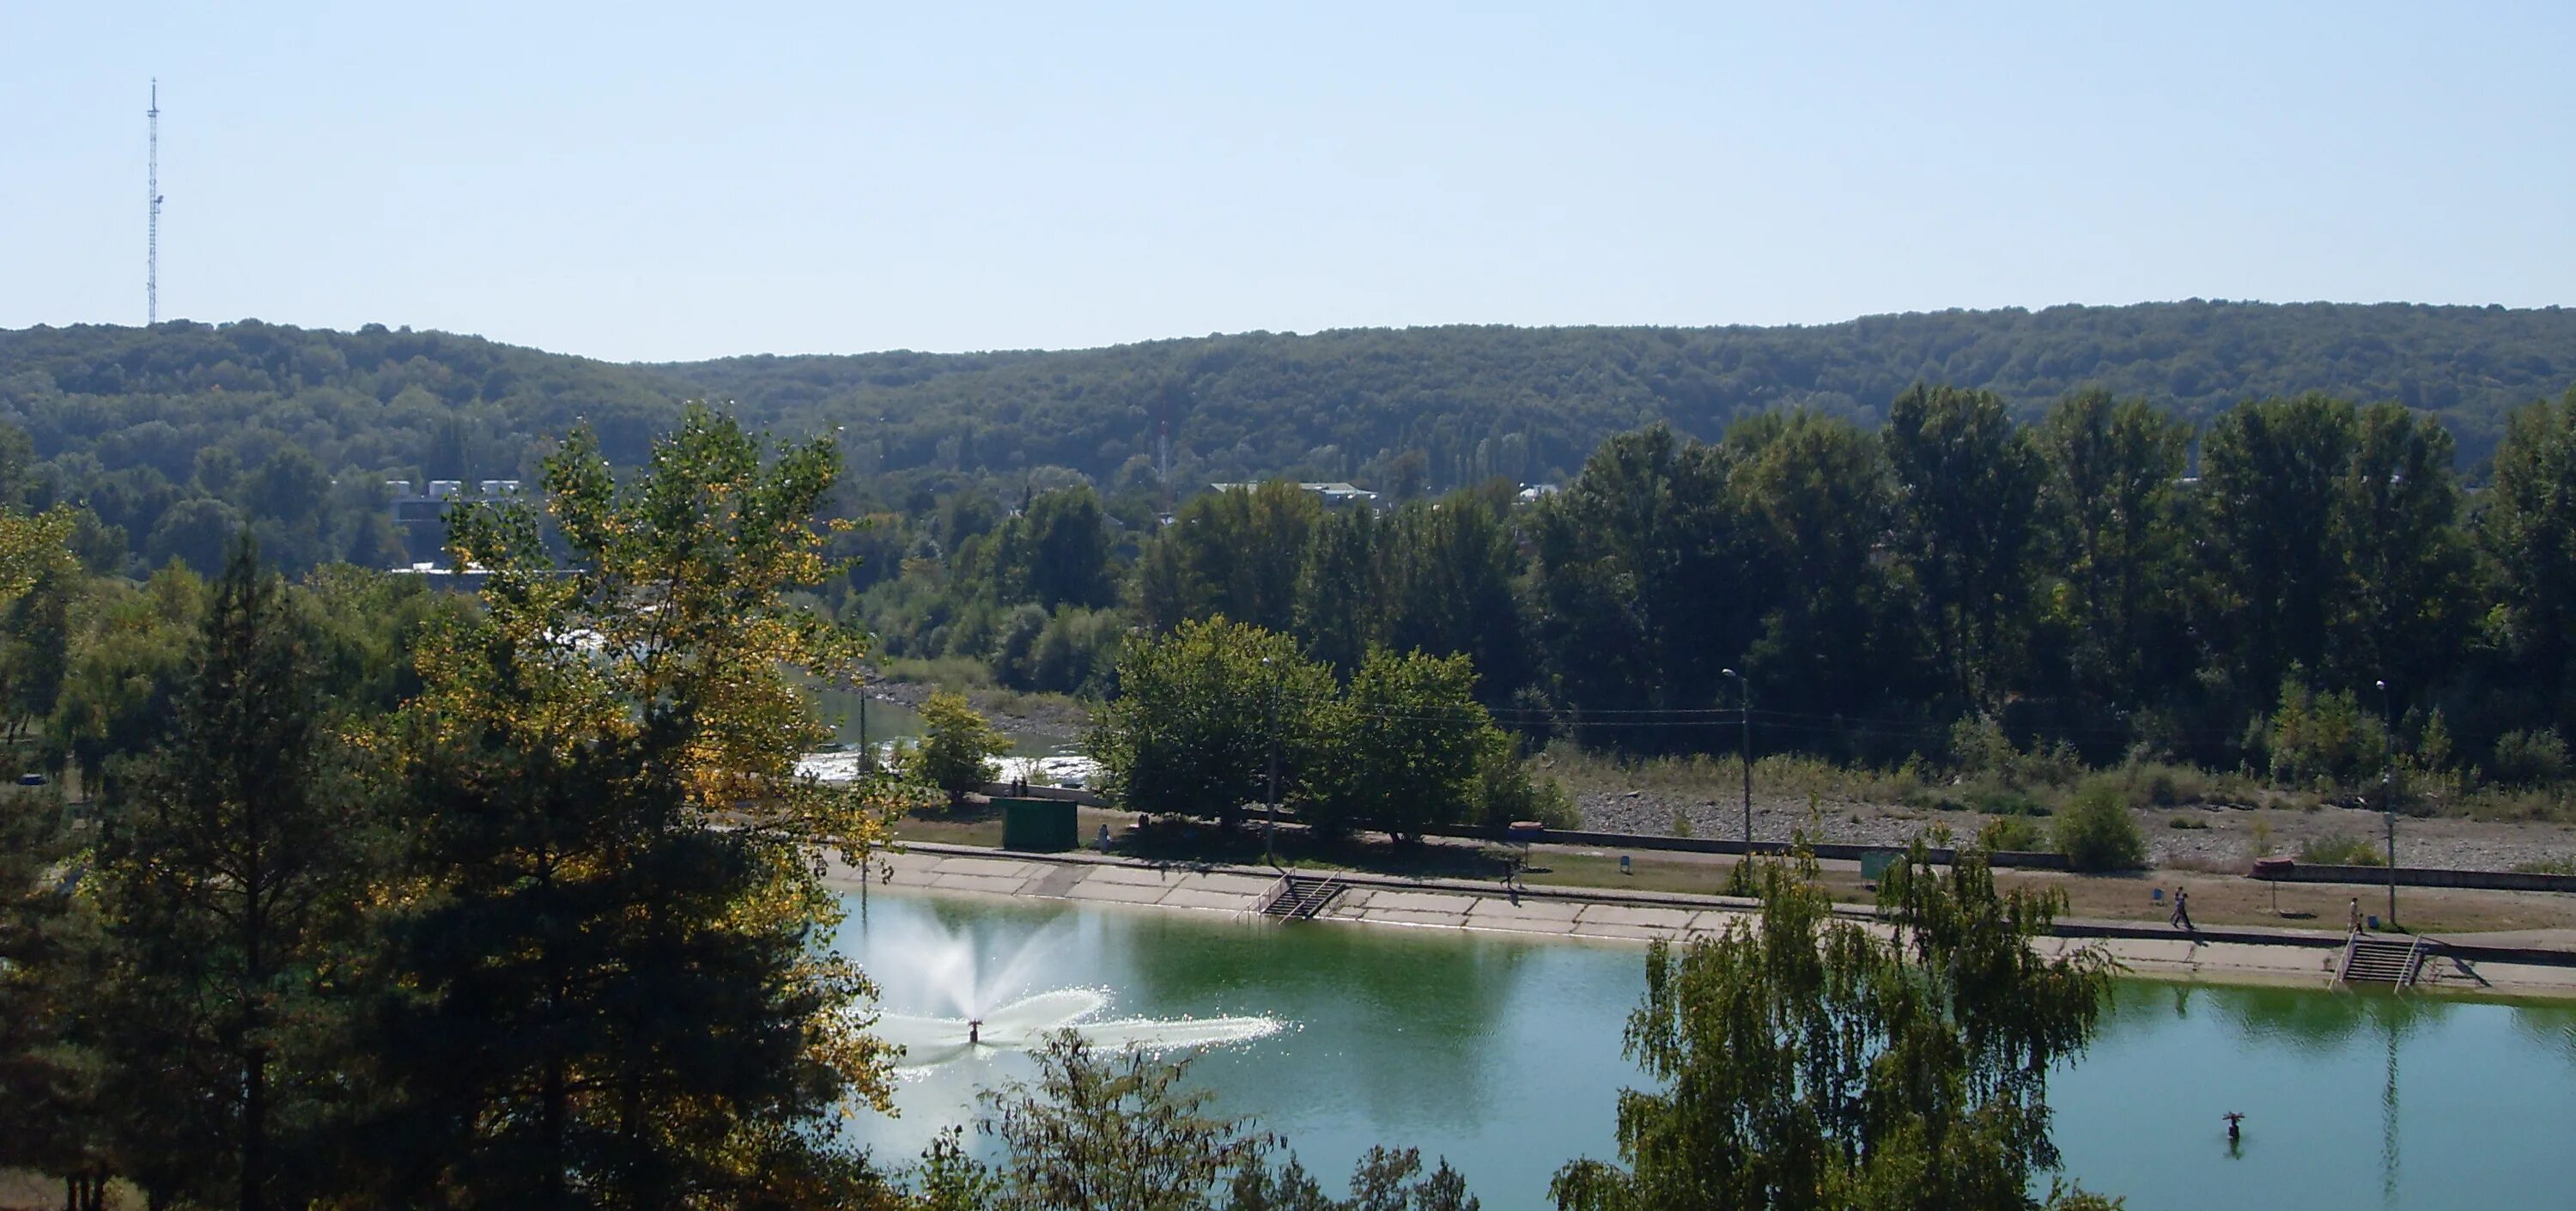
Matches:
[[882, 383, 2576, 831], [3, 301, 2573, 578]]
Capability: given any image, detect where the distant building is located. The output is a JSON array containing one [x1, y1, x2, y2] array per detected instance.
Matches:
[[1516, 483, 1562, 504], [386, 478, 523, 570], [1206, 481, 1381, 508]]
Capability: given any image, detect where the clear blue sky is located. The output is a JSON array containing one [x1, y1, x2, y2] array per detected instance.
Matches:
[[5, 1, 2570, 363]]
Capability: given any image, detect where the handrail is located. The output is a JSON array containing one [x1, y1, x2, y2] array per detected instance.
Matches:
[[1254, 875, 1291, 917], [2336, 926, 2361, 984], [2401, 933, 2430, 989]]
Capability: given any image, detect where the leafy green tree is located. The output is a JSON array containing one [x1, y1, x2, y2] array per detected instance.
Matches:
[[87, 537, 375, 1211], [2033, 389, 2193, 705], [0, 560, 75, 739], [992, 484, 1117, 610], [1551, 847, 2117, 1211], [1312, 648, 1496, 841], [936, 1032, 1482, 1211], [918, 690, 1012, 801], [1885, 384, 2045, 709], [1294, 502, 1387, 678], [1528, 425, 1749, 742], [1382, 490, 1529, 706], [2340, 403, 2473, 695], [1735, 412, 1911, 735], [0, 779, 115, 1205], [2198, 395, 2360, 706], [46, 565, 205, 791], [2482, 387, 2576, 722], [145, 495, 246, 575], [984, 1031, 1282, 1211], [1133, 483, 1321, 634], [1091, 618, 1335, 828], [375, 405, 900, 1208]]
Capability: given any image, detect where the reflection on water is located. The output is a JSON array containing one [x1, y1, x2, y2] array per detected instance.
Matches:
[[840, 892, 2576, 1211]]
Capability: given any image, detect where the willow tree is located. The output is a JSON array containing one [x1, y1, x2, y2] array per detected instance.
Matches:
[[1552, 846, 2118, 1211], [375, 405, 908, 1208]]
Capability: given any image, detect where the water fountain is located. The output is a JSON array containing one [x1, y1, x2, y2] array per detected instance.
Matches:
[[854, 906, 1283, 1077], [872, 986, 1283, 1073]]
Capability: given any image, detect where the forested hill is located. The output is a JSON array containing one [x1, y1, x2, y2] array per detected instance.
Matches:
[[660, 301, 2576, 485], [1, 301, 2572, 575]]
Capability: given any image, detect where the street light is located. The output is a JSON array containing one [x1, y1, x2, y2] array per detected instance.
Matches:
[[1722, 668, 1752, 853], [2378, 678, 2397, 928]]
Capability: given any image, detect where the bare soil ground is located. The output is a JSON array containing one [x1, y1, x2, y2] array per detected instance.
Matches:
[[1577, 786, 2576, 873]]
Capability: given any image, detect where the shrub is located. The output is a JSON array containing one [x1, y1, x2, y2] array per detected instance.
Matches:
[[2512, 855, 2576, 876], [2054, 779, 2147, 872], [2490, 729, 2570, 788], [2266, 680, 2386, 788], [1475, 734, 1580, 831], [2166, 816, 2208, 830], [1977, 815, 2046, 853], [2298, 834, 2385, 867], [1965, 781, 2047, 817]]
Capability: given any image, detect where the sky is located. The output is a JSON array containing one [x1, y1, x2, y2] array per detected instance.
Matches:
[[3, 1, 2571, 363]]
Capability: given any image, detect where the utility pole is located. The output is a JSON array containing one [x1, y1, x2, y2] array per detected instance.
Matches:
[[147, 79, 164, 326], [1723, 668, 1752, 853], [2379, 679, 2397, 927], [1262, 656, 1279, 866]]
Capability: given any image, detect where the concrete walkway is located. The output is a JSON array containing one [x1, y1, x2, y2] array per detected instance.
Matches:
[[839, 843, 2576, 1000]]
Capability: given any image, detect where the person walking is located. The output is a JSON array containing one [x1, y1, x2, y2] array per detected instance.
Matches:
[[2349, 897, 2364, 934], [2169, 888, 2194, 934]]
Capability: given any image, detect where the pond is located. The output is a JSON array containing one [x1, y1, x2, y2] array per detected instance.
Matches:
[[837, 890, 2576, 1211]]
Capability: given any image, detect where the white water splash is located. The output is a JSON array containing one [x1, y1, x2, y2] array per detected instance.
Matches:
[[872, 987, 1281, 1074]]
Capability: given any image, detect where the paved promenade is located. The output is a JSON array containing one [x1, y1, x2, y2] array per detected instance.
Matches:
[[838, 843, 2576, 1000]]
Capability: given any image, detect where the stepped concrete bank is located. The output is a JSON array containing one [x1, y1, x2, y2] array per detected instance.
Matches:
[[834, 843, 2576, 1001]]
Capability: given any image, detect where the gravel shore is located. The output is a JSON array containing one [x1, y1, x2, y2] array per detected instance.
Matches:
[[1578, 788, 2576, 873]]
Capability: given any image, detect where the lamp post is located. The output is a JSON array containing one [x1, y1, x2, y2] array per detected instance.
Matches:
[[1722, 667, 1752, 853], [1262, 656, 1280, 867], [2378, 678, 2397, 928]]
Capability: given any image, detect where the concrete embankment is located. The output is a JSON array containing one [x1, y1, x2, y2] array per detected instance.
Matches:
[[835, 843, 2576, 1001]]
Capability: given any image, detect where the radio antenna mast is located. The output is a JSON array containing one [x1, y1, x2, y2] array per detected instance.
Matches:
[[147, 79, 163, 326]]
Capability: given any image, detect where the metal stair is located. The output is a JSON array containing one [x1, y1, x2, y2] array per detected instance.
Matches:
[[2338, 930, 2427, 988], [1259, 873, 1344, 921]]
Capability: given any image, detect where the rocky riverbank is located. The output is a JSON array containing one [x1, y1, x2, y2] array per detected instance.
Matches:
[[860, 679, 1093, 746]]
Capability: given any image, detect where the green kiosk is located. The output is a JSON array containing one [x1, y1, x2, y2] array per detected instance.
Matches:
[[999, 797, 1078, 852]]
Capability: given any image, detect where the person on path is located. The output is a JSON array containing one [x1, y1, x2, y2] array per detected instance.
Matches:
[[2169, 888, 2194, 934], [2350, 897, 2364, 934]]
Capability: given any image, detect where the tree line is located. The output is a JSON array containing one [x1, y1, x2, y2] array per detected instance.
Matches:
[[6, 302, 2573, 584], [1080, 385, 2576, 801]]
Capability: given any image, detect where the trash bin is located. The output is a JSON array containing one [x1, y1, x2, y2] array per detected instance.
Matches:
[[999, 798, 1078, 852], [1859, 850, 1898, 883]]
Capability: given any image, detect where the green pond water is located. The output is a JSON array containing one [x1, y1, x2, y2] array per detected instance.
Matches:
[[837, 891, 2576, 1211]]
